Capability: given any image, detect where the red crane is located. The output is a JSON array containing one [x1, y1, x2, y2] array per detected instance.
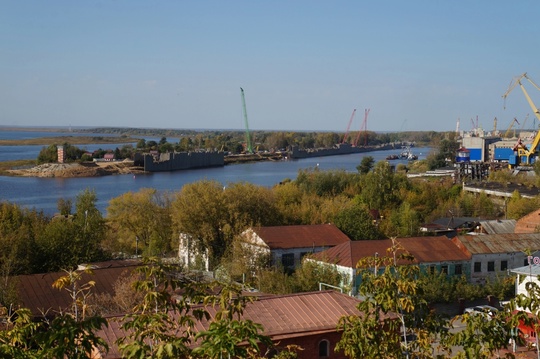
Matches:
[[354, 109, 370, 147], [341, 109, 357, 144]]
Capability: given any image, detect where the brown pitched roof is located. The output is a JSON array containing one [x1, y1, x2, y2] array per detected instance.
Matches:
[[399, 236, 470, 262], [452, 233, 540, 255], [311, 239, 394, 268], [14, 259, 141, 317], [249, 224, 350, 249], [515, 209, 540, 234], [96, 290, 368, 359], [311, 237, 470, 268]]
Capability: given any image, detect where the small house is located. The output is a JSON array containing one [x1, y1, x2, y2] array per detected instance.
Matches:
[[452, 233, 540, 284], [94, 290, 381, 359], [103, 153, 115, 161], [310, 236, 470, 295], [240, 224, 350, 270]]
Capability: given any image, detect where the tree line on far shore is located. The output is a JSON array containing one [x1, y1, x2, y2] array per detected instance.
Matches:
[[35, 129, 458, 170]]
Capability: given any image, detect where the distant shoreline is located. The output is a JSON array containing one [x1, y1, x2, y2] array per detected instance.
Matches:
[[0, 136, 139, 146]]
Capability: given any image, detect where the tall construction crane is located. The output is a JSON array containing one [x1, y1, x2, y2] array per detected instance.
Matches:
[[341, 109, 357, 144], [353, 109, 370, 147], [470, 116, 478, 132], [504, 118, 519, 139], [502, 73, 540, 166], [240, 87, 253, 154]]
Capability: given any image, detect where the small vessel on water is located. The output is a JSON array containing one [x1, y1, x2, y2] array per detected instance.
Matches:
[[386, 154, 399, 160], [399, 146, 418, 161]]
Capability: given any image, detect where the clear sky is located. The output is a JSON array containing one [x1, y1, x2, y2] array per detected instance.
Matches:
[[1, 1, 539, 132]]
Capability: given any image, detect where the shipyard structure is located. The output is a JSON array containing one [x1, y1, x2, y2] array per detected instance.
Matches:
[[459, 127, 540, 168], [134, 151, 224, 172], [457, 73, 540, 169]]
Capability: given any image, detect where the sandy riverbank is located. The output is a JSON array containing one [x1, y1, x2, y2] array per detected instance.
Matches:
[[6, 161, 145, 178]]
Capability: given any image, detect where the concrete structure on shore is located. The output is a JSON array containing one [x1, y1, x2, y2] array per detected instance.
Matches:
[[134, 151, 224, 172]]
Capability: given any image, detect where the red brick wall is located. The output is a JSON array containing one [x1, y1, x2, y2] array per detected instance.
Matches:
[[272, 332, 348, 359]]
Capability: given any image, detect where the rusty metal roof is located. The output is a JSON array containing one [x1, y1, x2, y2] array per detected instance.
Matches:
[[249, 224, 350, 249], [96, 290, 369, 359], [312, 236, 470, 268], [398, 237, 470, 262], [453, 233, 540, 255], [14, 259, 141, 318]]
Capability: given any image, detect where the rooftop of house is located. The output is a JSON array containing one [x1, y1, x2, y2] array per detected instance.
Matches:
[[511, 264, 540, 276], [95, 290, 373, 359], [244, 223, 350, 249], [310, 236, 470, 268], [13, 259, 141, 318], [515, 208, 540, 234], [478, 219, 516, 234], [432, 217, 481, 230], [452, 233, 540, 256]]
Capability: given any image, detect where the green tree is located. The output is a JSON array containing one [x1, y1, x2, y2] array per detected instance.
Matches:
[[222, 182, 283, 230], [106, 188, 173, 256], [57, 198, 72, 216], [383, 202, 421, 238], [0, 203, 45, 305], [442, 308, 515, 359], [136, 138, 146, 149], [0, 308, 42, 358], [291, 257, 345, 293], [295, 169, 361, 197], [0, 204, 41, 270], [171, 180, 228, 269], [117, 258, 208, 358], [356, 156, 375, 174], [506, 190, 540, 220], [256, 267, 293, 295], [62, 143, 86, 161], [72, 189, 107, 263], [34, 217, 80, 272], [359, 161, 406, 211], [37, 144, 58, 164], [332, 201, 380, 240], [426, 135, 460, 170]]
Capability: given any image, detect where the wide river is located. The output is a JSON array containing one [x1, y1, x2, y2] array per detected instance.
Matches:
[[0, 129, 430, 216]]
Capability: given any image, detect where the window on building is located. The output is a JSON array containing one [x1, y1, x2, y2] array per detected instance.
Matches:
[[281, 253, 295, 268], [501, 260, 508, 271], [487, 261, 495, 272], [455, 264, 463, 275], [441, 265, 448, 274], [525, 258, 530, 266], [319, 340, 330, 357], [474, 262, 482, 272], [429, 266, 436, 274]]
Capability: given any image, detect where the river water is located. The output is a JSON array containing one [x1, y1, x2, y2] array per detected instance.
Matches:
[[0, 129, 431, 216]]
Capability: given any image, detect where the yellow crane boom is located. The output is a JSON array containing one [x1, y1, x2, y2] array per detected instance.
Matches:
[[502, 73, 540, 165]]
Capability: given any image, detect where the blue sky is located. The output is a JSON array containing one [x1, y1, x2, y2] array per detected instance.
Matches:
[[1, 1, 539, 132]]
